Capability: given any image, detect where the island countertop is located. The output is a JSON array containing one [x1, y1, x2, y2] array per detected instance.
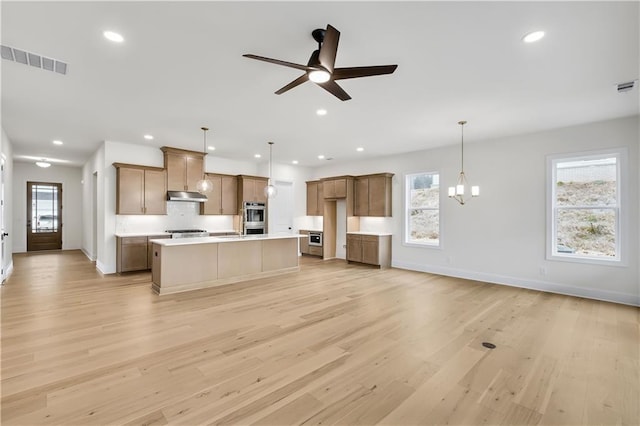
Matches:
[[149, 233, 307, 247]]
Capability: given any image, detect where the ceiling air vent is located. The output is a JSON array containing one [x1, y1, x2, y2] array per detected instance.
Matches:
[[0, 44, 67, 75], [616, 80, 637, 93]]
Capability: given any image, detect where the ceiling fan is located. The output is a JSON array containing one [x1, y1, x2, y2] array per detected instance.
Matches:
[[243, 24, 398, 101]]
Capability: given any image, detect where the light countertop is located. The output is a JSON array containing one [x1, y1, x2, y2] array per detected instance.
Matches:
[[346, 231, 393, 236], [150, 233, 307, 246], [115, 230, 238, 238], [300, 229, 323, 233]]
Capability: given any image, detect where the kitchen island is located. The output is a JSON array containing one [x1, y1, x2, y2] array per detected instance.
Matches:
[[149, 234, 305, 295]]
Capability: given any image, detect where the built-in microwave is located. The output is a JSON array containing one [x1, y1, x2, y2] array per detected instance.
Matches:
[[309, 232, 322, 247]]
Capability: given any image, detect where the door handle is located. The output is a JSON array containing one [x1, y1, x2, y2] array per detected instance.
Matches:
[[2, 233, 8, 237]]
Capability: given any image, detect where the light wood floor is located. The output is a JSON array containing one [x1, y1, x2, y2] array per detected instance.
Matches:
[[1, 250, 638, 425]]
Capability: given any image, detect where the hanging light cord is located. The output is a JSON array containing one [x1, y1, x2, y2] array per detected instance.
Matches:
[[459, 120, 465, 173], [268, 141, 274, 181]]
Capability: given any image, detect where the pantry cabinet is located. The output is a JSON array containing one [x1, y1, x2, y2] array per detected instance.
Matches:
[[200, 173, 238, 215], [306, 181, 324, 216], [114, 163, 167, 215], [346, 233, 391, 268], [161, 147, 205, 192], [355, 173, 393, 217]]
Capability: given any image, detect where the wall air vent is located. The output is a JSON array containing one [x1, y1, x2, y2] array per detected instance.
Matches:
[[616, 80, 637, 93], [0, 44, 67, 75]]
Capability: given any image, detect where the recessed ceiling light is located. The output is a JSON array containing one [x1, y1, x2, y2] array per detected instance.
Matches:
[[522, 30, 545, 43], [317, 155, 325, 160], [208, 146, 215, 151], [103, 31, 124, 43], [36, 161, 51, 168], [52, 140, 63, 145], [316, 109, 327, 116], [254, 154, 261, 158], [143, 134, 154, 140], [292, 160, 298, 165], [356, 147, 364, 152]]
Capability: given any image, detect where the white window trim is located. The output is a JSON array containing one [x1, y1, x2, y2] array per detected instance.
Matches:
[[546, 147, 627, 266], [404, 171, 441, 249]]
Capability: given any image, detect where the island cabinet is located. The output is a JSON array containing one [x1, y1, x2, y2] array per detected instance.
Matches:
[[299, 230, 323, 257], [322, 176, 353, 199], [306, 181, 324, 216], [161, 147, 205, 192], [237, 175, 268, 204], [114, 163, 167, 215], [200, 173, 238, 215], [116, 234, 170, 273], [346, 233, 391, 268], [355, 173, 394, 217]]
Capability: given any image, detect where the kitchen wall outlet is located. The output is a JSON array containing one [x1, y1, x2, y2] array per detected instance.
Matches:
[[446, 256, 452, 264], [539, 266, 547, 276], [343, 244, 346, 248]]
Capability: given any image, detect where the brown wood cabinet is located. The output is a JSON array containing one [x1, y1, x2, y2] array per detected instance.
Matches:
[[299, 230, 309, 254], [322, 177, 350, 199], [200, 173, 238, 215], [346, 233, 391, 268], [306, 181, 324, 216], [117, 235, 170, 273], [114, 163, 167, 215], [355, 173, 393, 217], [161, 147, 206, 192], [237, 175, 268, 204]]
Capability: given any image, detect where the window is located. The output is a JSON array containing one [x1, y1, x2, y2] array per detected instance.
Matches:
[[405, 172, 440, 246], [549, 150, 622, 263]]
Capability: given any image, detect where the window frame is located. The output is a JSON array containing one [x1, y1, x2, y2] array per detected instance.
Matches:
[[546, 148, 626, 266], [404, 171, 441, 248]]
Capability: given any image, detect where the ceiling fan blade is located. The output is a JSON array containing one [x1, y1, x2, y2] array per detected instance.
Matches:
[[317, 80, 351, 101], [318, 24, 340, 72], [275, 74, 309, 95], [243, 54, 309, 71], [332, 65, 398, 80]]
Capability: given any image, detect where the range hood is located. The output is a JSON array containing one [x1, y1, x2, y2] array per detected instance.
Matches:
[[166, 191, 207, 202]]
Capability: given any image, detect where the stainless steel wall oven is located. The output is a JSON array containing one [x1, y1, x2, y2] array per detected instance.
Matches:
[[243, 202, 265, 235]]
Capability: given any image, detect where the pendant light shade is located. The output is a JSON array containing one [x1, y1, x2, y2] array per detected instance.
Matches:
[[448, 120, 479, 205], [195, 127, 214, 194], [264, 141, 277, 199]]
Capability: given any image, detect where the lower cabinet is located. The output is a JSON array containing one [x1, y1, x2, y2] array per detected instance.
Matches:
[[117, 235, 170, 273], [299, 230, 323, 257], [346, 234, 391, 268]]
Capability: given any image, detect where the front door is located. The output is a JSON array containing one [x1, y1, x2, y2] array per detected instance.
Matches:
[[27, 182, 62, 251]]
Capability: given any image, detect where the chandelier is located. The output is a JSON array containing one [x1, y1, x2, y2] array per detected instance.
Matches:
[[448, 120, 479, 205]]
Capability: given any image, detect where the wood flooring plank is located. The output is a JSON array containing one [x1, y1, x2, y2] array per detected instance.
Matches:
[[1, 250, 638, 425]]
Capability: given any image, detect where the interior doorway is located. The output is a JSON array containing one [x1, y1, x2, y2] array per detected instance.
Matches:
[[269, 180, 294, 234], [27, 181, 62, 251]]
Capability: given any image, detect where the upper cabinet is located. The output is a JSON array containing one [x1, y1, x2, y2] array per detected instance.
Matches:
[[306, 180, 324, 216], [355, 173, 394, 217], [322, 177, 352, 199], [161, 147, 205, 192], [114, 163, 167, 215], [200, 173, 238, 215], [237, 175, 268, 204]]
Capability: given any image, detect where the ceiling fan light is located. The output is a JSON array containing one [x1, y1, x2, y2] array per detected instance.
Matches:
[[308, 69, 330, 83]]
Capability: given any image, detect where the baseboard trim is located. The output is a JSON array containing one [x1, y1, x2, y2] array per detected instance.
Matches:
[[95, 260, 111, 275], [81, 247, 96, 262], [392, 260, 640, 307], [3, 260, 14, 281]]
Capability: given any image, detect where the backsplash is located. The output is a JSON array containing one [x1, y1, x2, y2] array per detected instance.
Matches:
[[359, 216, 392, 233], [116, 201, 235, 233]]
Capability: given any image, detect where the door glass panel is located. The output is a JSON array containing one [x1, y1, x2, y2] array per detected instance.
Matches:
[[31, 184, 59, 233]]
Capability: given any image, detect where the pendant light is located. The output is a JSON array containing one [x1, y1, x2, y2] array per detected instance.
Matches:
[[195, 127, 213, 194], [264, 141, 277, 199], [448, 120, 479, 205]]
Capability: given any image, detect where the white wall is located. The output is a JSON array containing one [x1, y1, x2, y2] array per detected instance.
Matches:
[[313, 116, 640, 306], [13, 161, 83, 252], [1, 128, 14, 278]]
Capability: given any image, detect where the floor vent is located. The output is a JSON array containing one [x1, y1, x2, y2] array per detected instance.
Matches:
[[0, 44, 67, 75]]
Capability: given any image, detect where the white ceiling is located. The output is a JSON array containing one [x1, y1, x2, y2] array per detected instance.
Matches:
[[2, 1, 638, 168]]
